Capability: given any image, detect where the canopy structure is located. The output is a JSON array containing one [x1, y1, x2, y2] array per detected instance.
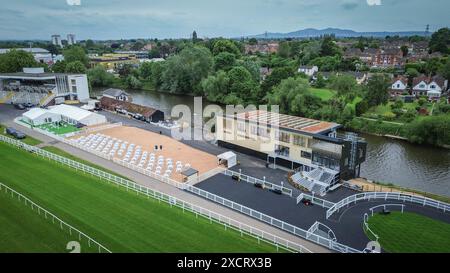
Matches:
[[181, 168, 199, 183], [48, 104, 107, 126], [217, 151, 237, 168]]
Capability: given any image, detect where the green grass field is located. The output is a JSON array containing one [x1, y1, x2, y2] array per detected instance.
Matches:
[[365, 212, 450, 253], [0, 124, 42, 146], [38, 122, 80, 135], [310, 88, 336, 101], [0, 191, 97, 253], [0, 142, 284, 253]]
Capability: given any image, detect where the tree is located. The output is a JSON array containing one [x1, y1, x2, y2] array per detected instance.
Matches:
[[439, 58, 450, 82], [161, 46, 213, 94], [227, 66, 259, 103], [261, 66, 295, 93], [63, 46, 89, 66], [429, 27, 450, 54], [364, 74, 390, 107], [192, 31, 198, 43], [355, 100, 369, 116], [148, 48, 161, 58], [278, 42, 291, 58], [424, 58, 444, 76], [400, 45, 409, 57], [237, 58, 261, 83], [200, 70, 230, 102], [329, 75, 357, 97], [214, 52, 236, 71], [248, 38, 258, 45], [125, 75, 142, 89], [118, 64, 134, 78], [51, 60, 67, 73], [46, 44, 60, 55], [87, 66, 114, 87], [320, 36, 341, 57], [267, 77, 322, 117], [139, 62, 153, 80], [64, 61, 87, 74], [0, 49, 38, 73], [407, 115, 450, 146], [85, 39, 95, 49], [212, 39, 241, 56]]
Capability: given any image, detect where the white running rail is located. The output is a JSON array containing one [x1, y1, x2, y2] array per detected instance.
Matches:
[[0, 182, 112, 253], [327, 192, 449, 219], [0, 135, 310, 253]]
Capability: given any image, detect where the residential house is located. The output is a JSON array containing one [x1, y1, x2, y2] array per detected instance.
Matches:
[[374, 49, 404, 67], [245, 43, 279, 54], [412, 75, 448, 99], [259, 67, 272, 81], [359, 48, 380, 66], [389, 76, 409, 97], [343, 48, 362, 59], [298, 66, 319, 77], [102, 88, 131, 102]]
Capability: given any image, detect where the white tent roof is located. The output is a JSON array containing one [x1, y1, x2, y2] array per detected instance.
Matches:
[[218, 151, 236, 161], [48, 104, 95, 122], [23, 108, 51, 120]]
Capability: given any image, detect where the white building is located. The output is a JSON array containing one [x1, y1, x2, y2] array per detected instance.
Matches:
[[0, 68, 90, 105], [22, 104, 107, 127], [298, 66, 319, 77], [51, 35, 63, 47], [102, 88, 130, 102], [412, 75, 448, 98], [67, 34, 76, 45], [0, 48, 53, 64]]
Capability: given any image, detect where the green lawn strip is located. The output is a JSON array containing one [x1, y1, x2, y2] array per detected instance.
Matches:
[[0, 124, 42, 146], [0, 191, 98, 253], [41, 146, 129, 180], [38, 123, 80, 135], [309, 88, 336, 101], [365, 212, 450, 253], [0, 142, 284, 253]]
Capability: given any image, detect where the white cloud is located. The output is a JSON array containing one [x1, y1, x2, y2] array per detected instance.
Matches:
[[366, 0, 381, 6], [66, 0, 81, 6]]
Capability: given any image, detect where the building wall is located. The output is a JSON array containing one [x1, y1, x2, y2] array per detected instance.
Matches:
[[217, 116, 315, 167], [68, 75, 89, 102]]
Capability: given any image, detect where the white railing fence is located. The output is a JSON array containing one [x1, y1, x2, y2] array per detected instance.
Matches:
[[327, 192, 450, 219], [0, 182, 112, 253], [223, 169, 293, 197], [296, 193, 335, 209], [307, 221, 337, 242], [0, 135, 310, 253], [363, 204, 406, 242]]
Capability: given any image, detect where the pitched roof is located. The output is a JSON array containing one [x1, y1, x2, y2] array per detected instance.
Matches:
[[103, 88, 129, 97], [412, 75, 429, 87], [392, 76, 408, 85]]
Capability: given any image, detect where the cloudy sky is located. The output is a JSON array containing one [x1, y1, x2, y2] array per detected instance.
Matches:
[[0, 0, 449, 40]]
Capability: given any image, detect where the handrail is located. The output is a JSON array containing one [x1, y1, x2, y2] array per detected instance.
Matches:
[[0, 182, 112, 253], [223, 169, 293, 197], [326, 192, 450, 219], [0, 135, 310, 253]]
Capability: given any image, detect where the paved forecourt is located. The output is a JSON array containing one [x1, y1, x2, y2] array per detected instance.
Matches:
[[2, 119, 330, 253]]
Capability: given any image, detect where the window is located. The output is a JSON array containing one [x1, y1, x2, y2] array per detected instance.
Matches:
[[279, 132, 290, 143], [430, 85, 436, 89], [301, 151, 312, 159], [237, 122, 246, 133], [276, 145, 290, 157], [293, 135, 307, 147], [71, 79, 76, 85]]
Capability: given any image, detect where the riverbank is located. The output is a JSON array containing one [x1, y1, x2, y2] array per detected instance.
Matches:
[[347, 117, 450, 149], [349, 178, 450, 204]]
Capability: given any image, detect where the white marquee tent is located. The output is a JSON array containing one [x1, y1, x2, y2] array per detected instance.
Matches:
[[48, 104, 107, 126], [22, 108, 61, 126]]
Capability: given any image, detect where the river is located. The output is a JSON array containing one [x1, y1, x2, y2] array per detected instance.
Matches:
[[94, 89, 450, 197]]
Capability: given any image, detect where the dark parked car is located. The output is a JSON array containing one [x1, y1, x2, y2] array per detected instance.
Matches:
[[6, 127, 26, 139], [14, 104, 26, 110]]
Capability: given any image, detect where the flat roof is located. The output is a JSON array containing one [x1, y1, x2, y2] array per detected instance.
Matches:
[[0, 72, 85, 79], [232, 110, 340, 135]]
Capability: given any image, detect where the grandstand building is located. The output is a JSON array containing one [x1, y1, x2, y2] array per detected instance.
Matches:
[[0, 68, 89, 106], [217, 110, 367, 195], [0, 48, 54, 64]]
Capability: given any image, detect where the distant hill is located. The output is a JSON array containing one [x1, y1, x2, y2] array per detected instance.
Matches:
[[248, 28, 428, 39]]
